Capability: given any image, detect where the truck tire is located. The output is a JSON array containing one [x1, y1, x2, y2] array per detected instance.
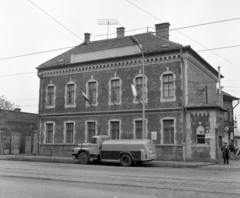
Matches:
[[78, 152, 90, 164], [120, 154, 133, 167]]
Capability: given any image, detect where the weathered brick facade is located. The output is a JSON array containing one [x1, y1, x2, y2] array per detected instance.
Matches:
[[37, 22, 228, 162]]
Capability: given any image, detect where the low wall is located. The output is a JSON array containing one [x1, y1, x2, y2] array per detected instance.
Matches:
[[155, 145, 183, 161]]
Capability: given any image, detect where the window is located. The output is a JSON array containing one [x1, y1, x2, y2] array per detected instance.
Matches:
[[66, 123, 74, 143], [88, 82, 96, 104], [46, 123, 53, 143], [196, 125, 205, 144], [67, 84, 74, 105], [163, 120, 174, 144], [110, 121, 120, 139], [135, 120, 143, 139], [136, 77, 143, 100], [133, 75, 148, 104], [47, 86, 55, 106], [111, 80, 120, 102], [163, 74, 174, 98], [160, 72, 176, 102], [87, 122, 96, 142]]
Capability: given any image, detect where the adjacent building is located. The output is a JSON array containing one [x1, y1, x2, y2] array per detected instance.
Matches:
[[0, 108, 38, 155], [37, 23, 229, 162]]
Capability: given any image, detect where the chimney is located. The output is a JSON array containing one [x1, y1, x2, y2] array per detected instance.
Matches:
[[14, 108, 21, 112], [116, 27, 125, 38], [84, 33, 91, 43], [155, 23, 170, 40]]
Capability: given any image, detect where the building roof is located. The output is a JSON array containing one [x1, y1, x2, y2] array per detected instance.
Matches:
[[37, 32, 183, 69], [222, 90, 239, 101]]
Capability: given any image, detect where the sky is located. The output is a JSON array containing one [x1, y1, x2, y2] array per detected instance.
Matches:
[[0, 0, 240, 123]]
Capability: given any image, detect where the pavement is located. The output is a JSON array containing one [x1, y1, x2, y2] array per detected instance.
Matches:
[[1, 154, 240, 168]]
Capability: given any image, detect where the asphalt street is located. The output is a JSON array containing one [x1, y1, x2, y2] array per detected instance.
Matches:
[[0, 160, 240, 198]]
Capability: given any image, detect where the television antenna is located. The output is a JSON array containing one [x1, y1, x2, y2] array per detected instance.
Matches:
[[97, 19, 120, 39]]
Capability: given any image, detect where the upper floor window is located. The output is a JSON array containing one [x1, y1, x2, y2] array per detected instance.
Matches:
[[133, 75, 148, 104], [65, 82, 76, 108], [160, 72, 176, 102], [88, 82, 97, 104], [110, 121, 120, 139], [163, 74, 174, 98], [46, 85, 56, 108], [46, 123, 53, 143], [111, 79, 120, 103], [65, 122, 74, 143], [67, 84, 74, 104]]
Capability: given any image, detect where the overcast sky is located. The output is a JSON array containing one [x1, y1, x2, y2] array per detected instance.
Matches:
[[1, 0, 240, 123]]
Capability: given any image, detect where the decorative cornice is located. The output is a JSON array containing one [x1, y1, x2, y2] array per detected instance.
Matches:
[[39, 107, 182, 118], [38, 54, 181, 78]]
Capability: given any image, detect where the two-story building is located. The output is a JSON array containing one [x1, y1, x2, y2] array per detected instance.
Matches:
[[37, 22, 227, 162]]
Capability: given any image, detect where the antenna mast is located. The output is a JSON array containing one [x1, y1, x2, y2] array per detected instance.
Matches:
[[97, 19, 120, 39]]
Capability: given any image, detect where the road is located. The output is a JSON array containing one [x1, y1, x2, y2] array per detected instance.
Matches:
[[0, 160, 240, 198]]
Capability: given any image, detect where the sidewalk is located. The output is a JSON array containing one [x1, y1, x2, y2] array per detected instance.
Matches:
[[0, 154, 218, 167]]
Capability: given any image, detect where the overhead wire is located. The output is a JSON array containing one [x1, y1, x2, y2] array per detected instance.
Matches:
[[126, 0, 240, 70], [2, 1, 240, 103]]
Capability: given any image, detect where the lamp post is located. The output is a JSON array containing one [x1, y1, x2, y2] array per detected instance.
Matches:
[[130, 36, 146, 139]]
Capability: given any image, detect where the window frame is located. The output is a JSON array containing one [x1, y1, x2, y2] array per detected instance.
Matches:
[[44, 121, 55, 144], [86, 80, 98, 106], [160, 72, 176, 102], [133, 118, 148, 139], [108, 78, 122, 105], [133, 74, 148, 104], [45, 84, 56, 108], [64, 121, 75, 144], [64, 82, 76, 108], [108, 119, 121, 139], [160, 117, 176, 145], [85, 121, 97, 142]]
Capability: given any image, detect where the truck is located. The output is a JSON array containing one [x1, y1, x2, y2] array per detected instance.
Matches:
[[72, 135, 157, 166]]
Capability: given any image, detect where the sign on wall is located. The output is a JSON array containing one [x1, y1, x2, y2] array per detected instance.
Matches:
[[151, 131, 157, 140], [205, 133, 214, 139]]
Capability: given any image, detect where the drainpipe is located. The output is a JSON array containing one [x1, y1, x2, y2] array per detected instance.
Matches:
[[180, 49, 186, 162], [37, 74, 43, 155]]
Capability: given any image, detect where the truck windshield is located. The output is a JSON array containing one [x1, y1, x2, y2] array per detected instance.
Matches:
[[90, 138, 97, 144]]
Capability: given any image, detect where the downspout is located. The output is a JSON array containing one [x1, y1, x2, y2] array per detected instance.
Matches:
[[37, 73, 43, 155], [180, 49, 186, 162]]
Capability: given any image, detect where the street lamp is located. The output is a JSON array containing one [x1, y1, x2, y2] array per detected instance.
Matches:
[[130, 36, 146, 139]]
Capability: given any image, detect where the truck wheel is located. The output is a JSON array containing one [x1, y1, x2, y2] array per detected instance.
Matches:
[[78, 152, 90, 164], [120, 154, 133, 167]]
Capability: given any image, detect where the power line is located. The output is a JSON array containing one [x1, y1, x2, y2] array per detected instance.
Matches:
[[126, 0, 240, 71], [27, 0, 118, 62], [28, 0, 83, 41], [0, 72, 36, 78], [197, 45, 240, 52], [0, 46, 74, 61]]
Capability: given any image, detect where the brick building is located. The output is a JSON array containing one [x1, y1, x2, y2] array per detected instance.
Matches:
[[37, 23, 227, 162], [0, 108, 38, 154]]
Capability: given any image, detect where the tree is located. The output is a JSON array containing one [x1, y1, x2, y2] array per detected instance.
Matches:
[[0, 95, 19, 110]]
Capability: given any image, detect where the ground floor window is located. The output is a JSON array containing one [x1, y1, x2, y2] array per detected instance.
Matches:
[[163, 120, 174, 144], [46, 123, 53, 143], [87, 122, 96, 142], [196, 125, 205, 144], [135, 120, 143, 139], [110, 121, 120, 139], [66, 123, 74, 143]]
